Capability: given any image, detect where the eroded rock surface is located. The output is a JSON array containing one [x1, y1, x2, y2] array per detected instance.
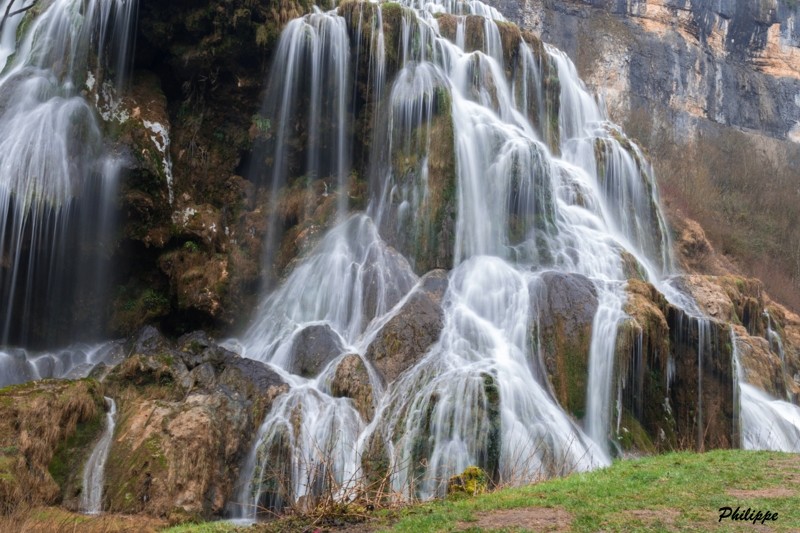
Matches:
[[366, 270, 448, 384], [102, 327, 287, 519]]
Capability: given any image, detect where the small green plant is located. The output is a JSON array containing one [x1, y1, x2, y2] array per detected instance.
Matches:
[[251, 114, 271, 136], [183, 240, 200, 252], [142, 289, 169, 311]]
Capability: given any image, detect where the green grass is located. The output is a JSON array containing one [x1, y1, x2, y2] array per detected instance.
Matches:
[[165, 450, 800, 532]]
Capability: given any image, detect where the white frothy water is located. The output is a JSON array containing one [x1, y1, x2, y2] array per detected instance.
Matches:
[[0, 0, 137, 347], [731, 329, 800, 452], [232, 0, 681, 518], [81, 397, 117, 515], [0, 341, 125, 388]]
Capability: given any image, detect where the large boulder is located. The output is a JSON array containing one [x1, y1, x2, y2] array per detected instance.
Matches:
[[288, 324, 345, 378], [365, 270, 448, 384], [102, 327, 288, 520], [533, 271, 598, 418]]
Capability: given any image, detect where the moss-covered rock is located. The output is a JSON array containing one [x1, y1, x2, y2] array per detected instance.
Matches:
[[534, 271, 598, 419], [616, 279, 737, 452], [446, 465, 489, 497], [329, 354, 375, 421]]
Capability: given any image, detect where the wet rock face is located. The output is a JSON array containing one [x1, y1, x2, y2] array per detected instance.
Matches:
[[613, 273, 800, 454], [534, 271, 598, 418], [288, 324, 345, 378], [103, 327, 288, 519], [366, 269, 448, 384], [329, 354, 375, 421]]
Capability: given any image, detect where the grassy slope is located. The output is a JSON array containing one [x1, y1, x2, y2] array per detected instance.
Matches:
[[162, 449, 800, 532], [385, 450, 800, 532], [12, 450, 799, 532]]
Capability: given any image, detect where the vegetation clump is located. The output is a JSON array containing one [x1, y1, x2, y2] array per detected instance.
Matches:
[[447, 465, 489, 497]]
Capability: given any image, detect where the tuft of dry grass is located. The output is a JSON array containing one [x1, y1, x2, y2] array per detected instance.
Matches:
[[0, 504, 166, 532], [0, 379, 105, 514]]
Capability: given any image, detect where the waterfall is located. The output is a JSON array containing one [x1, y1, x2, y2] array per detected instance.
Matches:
[[0, 0, 137, 349], [584, 284, 625, 457], [81, 397, 117, 515], [233, 0, 680, 517], [731, 329, 800, 452], [0, 341, 125, 388]]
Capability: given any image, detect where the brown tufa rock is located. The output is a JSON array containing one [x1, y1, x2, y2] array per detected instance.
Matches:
[[329, 354, 375, 421], [669, 213, 739, 276], [158, 249, 229, 319], [170, 203, 223, 248], [366, 270, 448, 384], [103, 327, 288, 520], [732, 325, 785, 398], [676, 275, 765, 335]]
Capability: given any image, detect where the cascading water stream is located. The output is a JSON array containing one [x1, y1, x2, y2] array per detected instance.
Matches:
[[231, 0, 800, 519], [232, 0, 679, 518], [81, 397, 117, 515], [731, 329, 800, 452], [0, 0, 137, 372]]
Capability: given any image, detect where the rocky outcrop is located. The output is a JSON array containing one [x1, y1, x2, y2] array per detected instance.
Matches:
[[102, 327, 288, 520], [365, 270, 448, 384], [329, 354, 375, 421], [611, 272, 800, 454], [533, 271, 598, 418], [613, 279, 735, 453], [288, 324, 345, 378], [678, 275, 800, 400], [0, 379, 106, 513]]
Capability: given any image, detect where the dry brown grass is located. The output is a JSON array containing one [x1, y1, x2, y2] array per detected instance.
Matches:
[[625, 108, 800, 311], [0, 505, 166, 532], [0, 379, 105, 514]]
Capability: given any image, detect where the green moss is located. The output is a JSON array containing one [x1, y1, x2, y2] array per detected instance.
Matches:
[[447, 466, 489, 497], [481, 373, 501, 480], [112, 285, 171, 335], [48, 411, 103, 489], [616, 410, 656, 454]]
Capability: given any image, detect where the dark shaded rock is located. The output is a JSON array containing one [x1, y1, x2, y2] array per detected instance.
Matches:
[[131, 325, 171, 355], [330, 354, 374, 421], [289, 324, 345, 378], [366, 270, 448, 384]]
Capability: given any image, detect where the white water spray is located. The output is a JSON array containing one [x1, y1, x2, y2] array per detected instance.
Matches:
[[81, 397, 117, 515]]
